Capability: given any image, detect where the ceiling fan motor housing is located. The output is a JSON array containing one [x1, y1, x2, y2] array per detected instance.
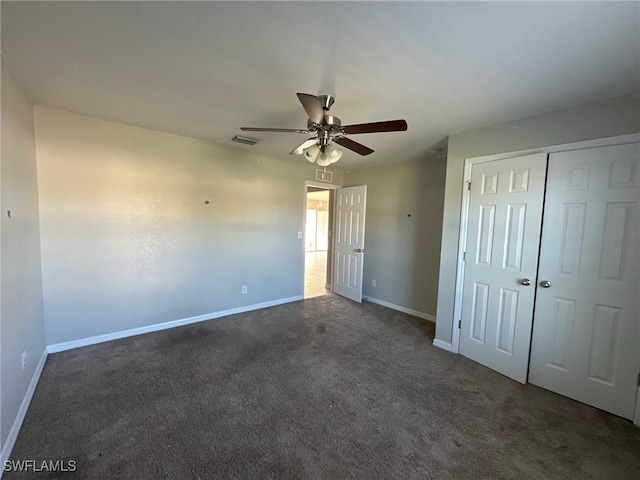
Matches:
[[307, 115, 342, 133]]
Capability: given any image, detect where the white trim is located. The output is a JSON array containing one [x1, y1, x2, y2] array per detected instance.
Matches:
[[305, 180, 340, 190], [433, 339, 453, 352], [0, 349, 48, 471], [47, 296, 302, 354], [450, 162, 473, 354], [365, 297, 436, 322], [450, 133, 640, 353], [460, 133, 640, 165]]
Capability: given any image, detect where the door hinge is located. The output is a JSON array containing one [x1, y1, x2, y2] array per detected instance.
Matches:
[[637, 371, 640, 387], [458, 320, 462, 329], [466, 181, 471, 191], [463, 251, 466, 262]]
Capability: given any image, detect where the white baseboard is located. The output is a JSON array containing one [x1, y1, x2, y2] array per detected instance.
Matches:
[[364, 296, 436, 322], [0, 349, 48, 473], [47, 295, 303, 354], [432, 339, 453, 352]]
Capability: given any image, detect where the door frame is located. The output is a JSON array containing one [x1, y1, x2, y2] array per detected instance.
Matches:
[[302, 181, 340, 296], [450, 133, 640, 425]]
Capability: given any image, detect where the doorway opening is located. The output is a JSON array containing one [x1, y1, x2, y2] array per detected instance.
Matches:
[[304, 187, 332, 298]]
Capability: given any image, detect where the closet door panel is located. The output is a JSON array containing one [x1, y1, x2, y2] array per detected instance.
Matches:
[[459, 153, 547, 383], [529, 143, 639, 420]]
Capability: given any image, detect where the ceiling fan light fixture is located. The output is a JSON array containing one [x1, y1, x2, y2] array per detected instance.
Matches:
[[304, 144, 342, 166], [303, 144, 320, 163], [324, 144, 343, 164]]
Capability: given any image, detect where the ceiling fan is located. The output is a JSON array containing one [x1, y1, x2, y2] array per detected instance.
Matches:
[[241, 93, 407, 166]]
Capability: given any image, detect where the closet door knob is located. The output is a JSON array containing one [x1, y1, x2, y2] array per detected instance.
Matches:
[[520, 278, 531, 286], [540, 280, 552, 288]]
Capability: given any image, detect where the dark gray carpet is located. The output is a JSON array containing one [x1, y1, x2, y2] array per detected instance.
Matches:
[[6, 294, 640, 479]]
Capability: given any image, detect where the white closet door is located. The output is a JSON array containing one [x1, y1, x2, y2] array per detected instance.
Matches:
[[460, 153, 547, 383], [529, 143, 639, 419]]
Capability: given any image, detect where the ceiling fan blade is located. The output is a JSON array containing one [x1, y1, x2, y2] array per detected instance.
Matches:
[[342, 119, 407, 135], [241, 127, 309, 133], [290, 138, 318, 155], [296, 93, 324, 125], [333, 136, 374, 156]]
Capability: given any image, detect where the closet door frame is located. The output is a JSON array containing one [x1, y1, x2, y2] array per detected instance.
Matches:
[[451, 132, 640, 426]]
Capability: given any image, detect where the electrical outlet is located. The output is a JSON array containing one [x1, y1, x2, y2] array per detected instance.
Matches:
[[371, 279, 377, 287], [242, 285, 248, 294], [297, 231, 303, 239], [21, 350, 27, 370]]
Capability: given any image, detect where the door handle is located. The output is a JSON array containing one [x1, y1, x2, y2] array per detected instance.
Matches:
[[354, 248, 365, 253], [540, 280, 552, 288], [519, 278, 531, 286]]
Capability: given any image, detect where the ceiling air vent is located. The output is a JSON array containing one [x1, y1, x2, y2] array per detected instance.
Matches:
[[232, 135, 260, 146]]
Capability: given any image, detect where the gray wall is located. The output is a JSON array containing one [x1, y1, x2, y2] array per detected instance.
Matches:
[[344, 156, 446, 317], [435, 93, 640, 346], [34, 107, 342, 345], [1, 60, 46, 451]]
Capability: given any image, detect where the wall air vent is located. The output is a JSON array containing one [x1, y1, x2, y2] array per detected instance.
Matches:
[[316, 169, 333, 183], [232, 135, 260, 146]]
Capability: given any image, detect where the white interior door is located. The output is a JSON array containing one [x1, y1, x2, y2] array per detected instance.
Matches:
[[460, 153, 547, 383], [529, 143, 639, 419], [333, 185, 367, 302]]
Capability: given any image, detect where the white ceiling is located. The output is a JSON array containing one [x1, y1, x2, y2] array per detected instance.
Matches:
[[2, 1, 639, 170]]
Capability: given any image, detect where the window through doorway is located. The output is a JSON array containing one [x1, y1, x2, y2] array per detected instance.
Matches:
[[304, 188, 331, 298]]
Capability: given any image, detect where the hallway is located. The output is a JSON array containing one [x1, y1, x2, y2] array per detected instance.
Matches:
[[304, 251, 329, 298]]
